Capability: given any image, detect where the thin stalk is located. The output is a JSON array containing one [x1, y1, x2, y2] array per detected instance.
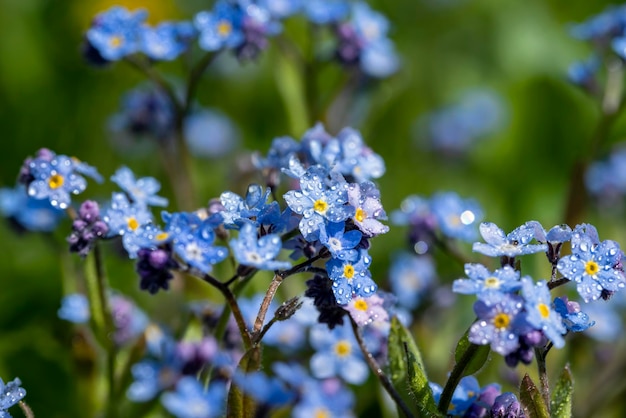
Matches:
[[438, 342, 482, 414], [534, 347, 551, 413], [252, 273, 283, 340], [19, 401, 34, 418], [203, 273, 252, 349], [349, 317, 415, 418]]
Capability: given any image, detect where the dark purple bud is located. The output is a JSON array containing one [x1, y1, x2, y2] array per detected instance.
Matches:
[[149, 249, 170, 269], [73, 219, 88, 231], [92, 221, 109, 237], [522, 330, 544, 346]]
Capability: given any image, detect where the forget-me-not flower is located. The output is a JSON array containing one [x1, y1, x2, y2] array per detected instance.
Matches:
[[111, 166, 168, 208], [0, 377, 26, 416], [453, 263, 522, 299], [309, 323, 368, 384], [230, 223, 290, 270], [469, 293, 526, 355], [86, 6, 148, 61], [194, 1, 244, 51], [327, 250, 377, 305], [161, 378, 227, 418], [521, 278, 566, 348], [473, 221, 547, 258]]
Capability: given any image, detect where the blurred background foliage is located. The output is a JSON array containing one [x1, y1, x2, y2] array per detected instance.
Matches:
[[2, 0, 626, 416]]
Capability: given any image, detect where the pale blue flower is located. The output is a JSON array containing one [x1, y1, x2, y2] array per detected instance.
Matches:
[[309, 323, 368, 384], [473, 221, 547, 258]]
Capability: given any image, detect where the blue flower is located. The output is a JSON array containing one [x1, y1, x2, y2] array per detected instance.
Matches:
[[334, 127, 386, 182], [0, 185, 65, 232], [140, 21, 195, 61], [292, 377, 355, 418], [319, 221, 362, 260], [326, 250, 377, 304], [309, 323, 368, 384], [230, 223, 290, 270], [220, 184, 272, 228], [86, 6, 148, 61], [111, 166, 168, 208], [26, 154, 100, 209], [58, 294, 91, 324], [0, 377, 26, 415], [231, 371, 295, 406], [184, 109, 240, 158], [521, 278, 566, 348], [172, 223, 228, 274], [304, 0, 350, 25], [453, 263, 522, 299], [161, 378, 227, 418], [553, 297, 595, 333], [194, 1, 244, 51], [473, 221, 547, 258], [567, 56, 599, 88], [388, 252, 436, 309], [431, 192, 483, 242], [569, 5, 626, 42], [557, 227, 626, 302], [469, 293, 526, 355], [259, 0, 302, 19], [103, 193, 155, 258], [283, 165, 353, 241]]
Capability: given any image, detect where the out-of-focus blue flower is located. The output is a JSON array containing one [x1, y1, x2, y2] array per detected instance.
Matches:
[[431, 191, 483, 242], [58, 294, 91, 324], [309, 323, 368, 384], [473, 221, 547, 258], [567, 56, 599, 90], [304, 0, 349, 25], [230, 223, 290, 270], [161, 378, 227, 418], [232, 371, 295, 406], [334, 127, 386, 182], [0, 185, 65, 232], [284, 165, 353, 241], [194, 1, 244, 51], [319, 221, 362, 260], [453, 263, 522, 299], [585, 146, 626, 206], [470, 293, 527, 355], [553, 296, 595, 333], [557, 225, 625, 302], [86, 6, 148, 61], [347, 181, 389, 237], [111, 166, 168, 208], [326, 250, 376, 305], [388, 252, 436, 310], [25, 154, 100, 210], [103, 193, 155, 258], [521, 278, 566, 348], [569, 5, 626, 42], [415, 89, 507, 154], [252, 136, 300, 175], [259, 0, 302, 18], [140, 21, 195, 61], [293, 377, 355, 418], [184, 109, 239, 158], [580, 301, 622, 341], [110, 294, 149, 346], [109, 84, 177, 142], [0, 377, 26, 415]]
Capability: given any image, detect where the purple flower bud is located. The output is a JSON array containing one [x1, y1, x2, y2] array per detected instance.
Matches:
[[149, 249, 169, 269], [79, 200, 101, 222], [491, 392, 524, 418]]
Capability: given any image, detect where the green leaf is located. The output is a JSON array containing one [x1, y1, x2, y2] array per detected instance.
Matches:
[[227, 346, 261, 418], [550, 364, 574, 418], [453, 330, 491, 377], [520, 374, 549, 418], [388, 316, 440, 417]]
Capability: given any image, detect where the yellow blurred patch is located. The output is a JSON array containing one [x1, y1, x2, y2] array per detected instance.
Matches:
[[73, 0, 185, 29]]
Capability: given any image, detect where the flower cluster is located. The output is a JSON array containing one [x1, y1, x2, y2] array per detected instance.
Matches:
[[83, 1, 398, 77], [454, 221, 622, 364]]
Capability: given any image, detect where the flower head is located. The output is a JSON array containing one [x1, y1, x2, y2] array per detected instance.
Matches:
[[309, 323, 368, 384], [161, 378, 227, 418], [453, 263, 522, 299], [0, 377, 26, 415], [194, 1, 244, 51], [111, 166, 168, 208], [140, 21, 195, 61], [469, 293, 527, 355], [230, 223, 290, 270], [86, 6, 148, 61], [521, 279, 566, 348], [326, 250, 377, 305], [473, 221, 547, 258], [431, 192, 483, 242]]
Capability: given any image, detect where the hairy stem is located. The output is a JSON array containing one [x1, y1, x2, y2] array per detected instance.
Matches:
[[349, 317, 415, 418], [534, 347, 551, 413], [438, 342, 482, 414]]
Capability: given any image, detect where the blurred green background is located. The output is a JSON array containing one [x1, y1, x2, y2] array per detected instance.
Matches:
[[2, 0, 626, 416]]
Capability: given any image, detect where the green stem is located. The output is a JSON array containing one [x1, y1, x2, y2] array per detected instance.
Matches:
[[349, 317, 415, 418], [438, 342, 482, 414], [534, 347, 551, 413]]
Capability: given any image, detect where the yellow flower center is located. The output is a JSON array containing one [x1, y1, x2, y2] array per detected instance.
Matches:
[[313, 199, 328, 214], [314, 408, 330, 418], [217, 21, 232, 37], [48, 174, 65, 189], [109, 36, 123, 48], [155, 232, 169, 241], [484, 276, 500, 289], [355, 207, 367, 223], [343, 264, 355, 280], [493, 313, 510, 330], [585, 260, 599, 276], [538, 303, 550, 319], [127, 217, 139, 231], [334, 340, 351, 357], [354, 299, 368, 311]]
